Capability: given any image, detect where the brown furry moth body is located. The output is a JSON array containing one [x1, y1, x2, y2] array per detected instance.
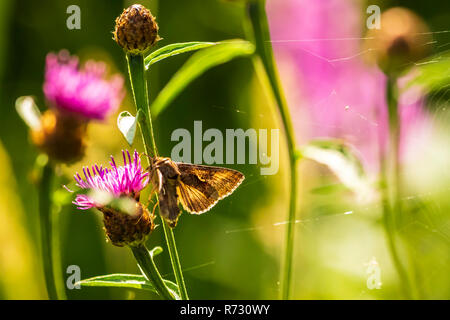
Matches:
[[148, 157, 245, 227]]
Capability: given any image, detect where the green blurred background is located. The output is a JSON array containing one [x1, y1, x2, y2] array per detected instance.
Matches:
[[0, 0, 448, 299]]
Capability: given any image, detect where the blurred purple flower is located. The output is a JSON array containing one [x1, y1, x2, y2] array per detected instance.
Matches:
[[73, 150, 149, 210], [267, 0, 430, 171], [44, 50, 124, 121]]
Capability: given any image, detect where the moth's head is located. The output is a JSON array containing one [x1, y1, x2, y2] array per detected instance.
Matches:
[[155, 157, 181, 178], [140, 152, 156, 172]]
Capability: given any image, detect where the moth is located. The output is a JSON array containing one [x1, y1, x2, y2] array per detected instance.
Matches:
[[147, 157, 245, 227]]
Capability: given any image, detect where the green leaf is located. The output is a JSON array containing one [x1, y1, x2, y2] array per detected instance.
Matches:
[[405, 50, 450, 93], [15, 96, 41, 130], [117, 110, 139, 146], [144, 41, 217, 69], [76, 273, 179, 297], [151, 39, 255, 118], [300, 139, 375, 202]]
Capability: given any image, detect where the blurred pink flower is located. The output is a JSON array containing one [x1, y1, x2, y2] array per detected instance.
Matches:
[[267, 0, 430, 171], [44, 50, 124, 121]]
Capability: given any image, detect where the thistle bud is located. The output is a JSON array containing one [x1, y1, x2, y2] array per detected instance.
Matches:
[[31, 110, 87, 164], [365, 7, 431, 76], [100, 201, 155, 247], [114, 4, 160, 54]]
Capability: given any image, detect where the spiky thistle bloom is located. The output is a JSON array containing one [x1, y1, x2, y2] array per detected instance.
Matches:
[[44, 50, 124, 121], [73, 150, 149, 208], [72, 150, 154, 247]]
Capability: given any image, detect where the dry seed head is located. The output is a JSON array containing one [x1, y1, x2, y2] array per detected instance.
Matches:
[[114, 4, 160, 54]]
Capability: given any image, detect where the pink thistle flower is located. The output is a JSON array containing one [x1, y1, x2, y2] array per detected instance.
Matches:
[[43, 50, 124, 121], [73, 150, 149, 210]]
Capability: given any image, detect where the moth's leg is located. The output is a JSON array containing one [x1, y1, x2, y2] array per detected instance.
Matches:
[[147, 184, 157, 206], [151, 199, 159, 218], [147, 171, 162, 199], [134, 205, 145, 225]]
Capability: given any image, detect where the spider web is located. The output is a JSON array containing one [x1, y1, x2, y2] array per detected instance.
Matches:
[[196, 29, 450, 299]]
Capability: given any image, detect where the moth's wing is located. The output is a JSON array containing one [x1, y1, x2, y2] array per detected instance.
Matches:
[[177, 163, 245, 199], [158, 177, 181, 227], [176, 163, 245, 214], [176, 181, 218, 214]]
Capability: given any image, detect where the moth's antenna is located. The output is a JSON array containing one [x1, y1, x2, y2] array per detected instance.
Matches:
[[142, 146, 155, 157], [139, 152, 154, 171], [140, 151, 154, 160]]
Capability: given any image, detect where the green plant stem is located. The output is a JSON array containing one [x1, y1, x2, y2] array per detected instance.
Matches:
[[127, 53, 157, 156], [130, 244, 175, 300], [161, 219, 189, 300], [246, 0, 298, 299], [382, 77, 417, 299], [126, 53, 189, 300], [38, 161, 66, 300]]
